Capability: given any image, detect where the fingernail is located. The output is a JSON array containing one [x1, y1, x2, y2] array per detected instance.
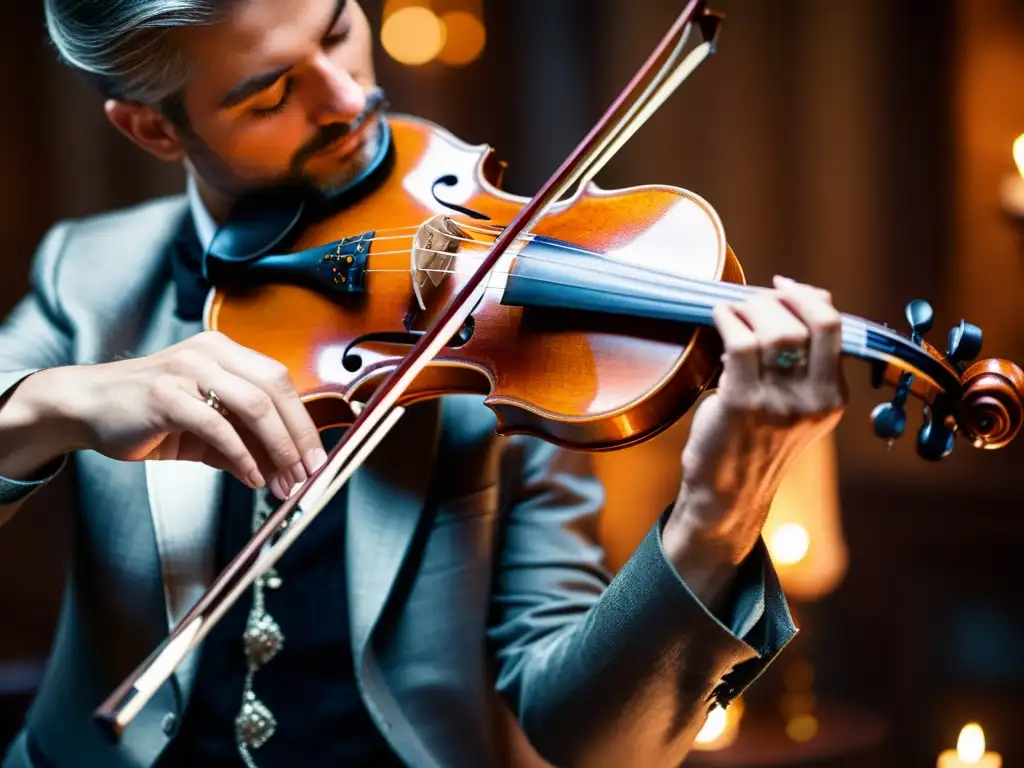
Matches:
[[270, 475, 287, 501], [248, 469, 267, 489], [305, 447, 328, 473], [775, 275, 794, 285], [290, 461, 307, 486]]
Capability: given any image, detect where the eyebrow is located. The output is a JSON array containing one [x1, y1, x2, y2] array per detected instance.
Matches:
[[218, 0, 349, 110]]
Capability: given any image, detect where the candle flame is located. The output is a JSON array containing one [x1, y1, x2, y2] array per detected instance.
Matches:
[[957, 722, 985, 763], [1013, 134, 1024, 180]]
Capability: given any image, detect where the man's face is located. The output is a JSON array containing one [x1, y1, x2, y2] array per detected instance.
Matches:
[[171, 0, 382, 198]]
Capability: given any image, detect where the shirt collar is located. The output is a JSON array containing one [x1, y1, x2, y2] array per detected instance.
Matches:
[[187, 174, 217, 254]]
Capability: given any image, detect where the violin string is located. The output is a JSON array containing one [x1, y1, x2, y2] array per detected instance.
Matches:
[[358, 259, 894, 353], [355, 265, 912, 378], [421, 219, 802, 293], [362, 218, 738, 288], [321, 220, 568, 258], [316, 223, 906, 348], [359, 244, 902, 346], [416, 223, 930, 350], [360, 241, 756, 305], [372, 231, 761, 308], [327, 216, 707, 286]]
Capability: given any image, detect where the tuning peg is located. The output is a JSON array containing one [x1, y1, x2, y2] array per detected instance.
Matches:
[[905, 300, 934, 340], [946, 320, 983, 367], [871, 401, 906, 441], [872, 299, 945, 454], [917, 414, 956, 461]]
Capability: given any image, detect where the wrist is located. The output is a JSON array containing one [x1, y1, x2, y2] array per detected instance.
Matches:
[[0, 367, 89, 479], [662, 482, 757, 610]]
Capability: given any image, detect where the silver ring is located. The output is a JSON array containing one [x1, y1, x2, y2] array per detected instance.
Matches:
[[762, 346, 808, 374]]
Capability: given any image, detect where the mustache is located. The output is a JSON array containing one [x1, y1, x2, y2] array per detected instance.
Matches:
[[290, 87, 389, 172]]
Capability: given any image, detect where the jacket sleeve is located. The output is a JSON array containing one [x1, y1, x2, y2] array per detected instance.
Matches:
[[487, 435, 797, 768], [0, 222, 74, 522]]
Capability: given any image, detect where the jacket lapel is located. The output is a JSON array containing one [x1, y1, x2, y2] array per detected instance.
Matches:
[[346, 400, 441, 663]]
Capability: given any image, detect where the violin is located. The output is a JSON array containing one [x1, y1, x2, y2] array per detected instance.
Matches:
[[94, 0, 1024, 738], [201, 112, 1023, 456]]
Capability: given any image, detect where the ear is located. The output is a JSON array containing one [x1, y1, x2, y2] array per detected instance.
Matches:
[[104, 99, 185, 162]]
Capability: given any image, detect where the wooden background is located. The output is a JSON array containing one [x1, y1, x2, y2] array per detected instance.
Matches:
[[2, 1, 1023, 765]]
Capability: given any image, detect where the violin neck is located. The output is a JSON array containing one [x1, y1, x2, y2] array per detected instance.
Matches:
[[501, 238, 961, 395]]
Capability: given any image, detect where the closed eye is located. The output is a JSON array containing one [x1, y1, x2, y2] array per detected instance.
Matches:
[[323, 26, 351, 48], [250, 77, 296, 118]]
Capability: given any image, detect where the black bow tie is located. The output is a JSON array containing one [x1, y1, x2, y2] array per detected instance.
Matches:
[[169, 213, 210, 322]]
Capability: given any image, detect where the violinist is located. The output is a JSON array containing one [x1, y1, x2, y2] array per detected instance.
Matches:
[[0, 1, 846, 767]]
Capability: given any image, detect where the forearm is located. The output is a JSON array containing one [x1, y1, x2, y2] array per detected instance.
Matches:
[[0, 368, 82, 480], [494, 513, 765, 768]]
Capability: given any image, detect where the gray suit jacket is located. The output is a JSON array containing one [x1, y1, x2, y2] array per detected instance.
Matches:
[[0, 196, 796, 768]]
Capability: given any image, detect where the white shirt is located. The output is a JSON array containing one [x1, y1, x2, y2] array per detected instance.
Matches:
[[187, 175, 218, 254]]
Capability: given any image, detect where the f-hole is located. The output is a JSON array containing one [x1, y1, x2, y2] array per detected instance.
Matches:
[[341, 317, 476, 372], [432, 175, 490, 221]]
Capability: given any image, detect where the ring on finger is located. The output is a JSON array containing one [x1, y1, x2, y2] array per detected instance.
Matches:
[[202, 388, 230, 416], [761, 345, 809, 375]]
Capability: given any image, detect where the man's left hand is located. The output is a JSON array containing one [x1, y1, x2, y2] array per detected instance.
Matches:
[[662, 276, 847, 608]]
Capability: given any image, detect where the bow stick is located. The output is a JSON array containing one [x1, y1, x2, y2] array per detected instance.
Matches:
[[94, 0, 724, 738]]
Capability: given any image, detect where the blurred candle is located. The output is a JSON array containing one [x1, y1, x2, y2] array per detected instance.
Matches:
[[937, 723, 1002, 768], [998, 133, 1024, 217], [763, 432, 847, 601]]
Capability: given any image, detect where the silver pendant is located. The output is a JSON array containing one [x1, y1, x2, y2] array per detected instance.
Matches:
[[244, 612, 284, 667], [235, 691, 277, 750]]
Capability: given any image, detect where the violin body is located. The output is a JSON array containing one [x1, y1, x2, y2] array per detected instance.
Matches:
[[206, 115, 746, 450]]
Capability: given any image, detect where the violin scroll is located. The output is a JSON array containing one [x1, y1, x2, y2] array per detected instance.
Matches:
[[957, 358, 1024, 450], [867, 302, 1024, 459]]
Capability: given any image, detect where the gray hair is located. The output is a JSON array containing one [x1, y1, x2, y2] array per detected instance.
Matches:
[[43, 0, 229, 110]]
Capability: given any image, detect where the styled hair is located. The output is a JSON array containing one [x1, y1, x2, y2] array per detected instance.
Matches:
[[43, 0, 228, 114]]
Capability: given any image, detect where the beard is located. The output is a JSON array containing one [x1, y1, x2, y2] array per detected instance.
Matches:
[[180, 86, 389, 202]]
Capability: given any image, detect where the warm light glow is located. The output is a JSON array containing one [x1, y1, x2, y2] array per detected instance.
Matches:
[[786, 714, 819, 743], [696, 706, 727, 743], [381, 5, 446, 65], [437, 11, 486, 66], [762, 433, 848, 601], [780, 659, 818, 743], [770, 523, 810, 565], [1000, 135, 1024, 217], [1013, 134, 1024, 180], [958, 723, 986, 763], [692, 698, 744, 751], [779, 691, 817, 719]]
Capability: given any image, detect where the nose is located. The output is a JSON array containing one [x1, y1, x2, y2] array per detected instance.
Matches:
[[309, 53, 367, 125]]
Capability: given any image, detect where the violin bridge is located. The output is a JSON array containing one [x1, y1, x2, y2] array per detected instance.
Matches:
[[411, 214, 465, 310]]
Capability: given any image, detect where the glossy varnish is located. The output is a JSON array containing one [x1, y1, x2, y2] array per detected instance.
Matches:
[[207, 115, 745, 450]]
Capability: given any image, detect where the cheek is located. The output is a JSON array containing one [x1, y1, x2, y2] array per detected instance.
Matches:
[[217, 113, 313, 168]]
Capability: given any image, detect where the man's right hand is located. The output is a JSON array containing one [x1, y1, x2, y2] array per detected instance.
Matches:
[[0, 331, 327, 500]]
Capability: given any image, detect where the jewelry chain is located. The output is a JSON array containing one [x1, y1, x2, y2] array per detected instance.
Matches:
[[234, 488, 294, 768]]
